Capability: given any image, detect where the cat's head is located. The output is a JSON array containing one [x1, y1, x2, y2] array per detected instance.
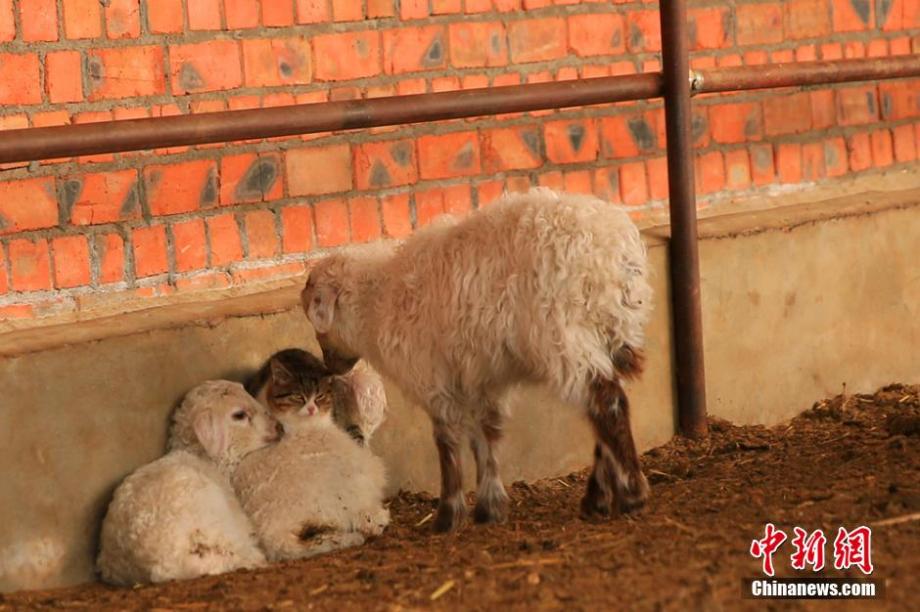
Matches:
[[266, 353, 335, 430]]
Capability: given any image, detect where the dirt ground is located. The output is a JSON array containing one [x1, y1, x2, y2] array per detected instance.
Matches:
[[3, 384, 918, 611]]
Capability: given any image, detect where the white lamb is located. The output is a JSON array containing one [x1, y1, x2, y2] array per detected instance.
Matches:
[[96, 381, 281, 585], [301, 188, 653, 532], [232, 379, 390, 562]]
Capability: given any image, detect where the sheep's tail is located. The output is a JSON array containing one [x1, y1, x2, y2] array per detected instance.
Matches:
[[612, 344, 645, 381]]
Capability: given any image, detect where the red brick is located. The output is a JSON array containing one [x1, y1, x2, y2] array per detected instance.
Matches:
[[709, 102, 763, 144], [281, 205, 313, 254], [383, 26, 446, 74], [506, 176, 532, 194], [147, 0, 183, 32], [449, 21, 508, 68], [106, 0, 140, 38], [0, 53, 41, 105], [619, 162, 648, 206], [784, 0, 830, 39], [0, 178, 57, 234], [568, 13, 625, 57], [867, 39, 887, 58], [63, 0, 103, 38], [348, 197, 382, 243], [493, 0, 520, 11], [464, 0, 490, 10], [689, 7, 730, 50], [244, 210, 279, 259], [475, 180, 504, 208], [890, 37, 911, 55], [750, 144, 776, 185], [538, 171, 564, 191], [286, 145, 353, 196], [587, 168, 616, 204], [415, 189, 445, 227], [810, 90, 836, 129], [93, 233, 124, 284], [171, 41, 243, 94], [296, 0, 329, 22], [207, 214, 244, 266], [509, 18, 567, 63], [736, 3, 783, 45], [171, 219, 208, 272], [724, 149, 751, 190], [313, 31, 380, 81], [442, 184, 472, 216], [354, 140, 418, 190], [626, 10, 660, 52], [801, 141, 825, 181], [776, 143, 803, 184], [893, 124, 917, 163], [545, 119, 598, 163], [380, 193, 412, 238], [21, 0, 58, 41], [824, 137, 848, 176], [847, 132, 872, 171], [644, 157, 668, 200], [0, 244, 6, 294], [870, 129, 894, 167], [563, 170, 593, 194], [52, 235, 90, 288], [695, 151, 725, 194], [241, 37, 312, 88], [763, 92, 812, 136], [86, 46, 165, 100], [431, 76, 460, 92], [332, 0, 363, 21], [418, 132, 481, 179], [400, 0, 427, 19], [600, 115, 643, 159], [836, 85, 879, 125], [844, 41, 866, 58], [314, 198, 350, 247], [8, 239, 51, 291], [225, 0, 259, 28], [0, 0, 14, 41], [132, 225, 169, 278], [45, 51, 84, 103], [65, 170, 139, 225], [795, 44, 818, 61], [431, 0, 460, 14], [879, 80, 920, 120], [188, 0, 221, 30], [832, 0, 873, 32], [367, 0, 395, 18], [481, 126, 542, 172], [263, 0, 294, 26], [220, 153, 283, 205], [144, 160, 218, 216]]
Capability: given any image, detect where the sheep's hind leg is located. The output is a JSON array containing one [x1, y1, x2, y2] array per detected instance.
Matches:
[[432, 416, 467, 532], [584, 377, 649, 516], [469, 406, 509, 524]]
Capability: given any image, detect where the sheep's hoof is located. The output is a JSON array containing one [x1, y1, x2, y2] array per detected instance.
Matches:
[[433, 500, 466, 533], [616, 472, 650, 514], [579, 492, 613, 519], [473, 499, 508, 525]]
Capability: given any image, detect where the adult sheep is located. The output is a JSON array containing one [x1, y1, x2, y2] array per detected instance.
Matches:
[[301, 188, 653, 532]]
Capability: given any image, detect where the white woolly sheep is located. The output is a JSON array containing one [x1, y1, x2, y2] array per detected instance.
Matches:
[[232, 383, 390, 562], [96, 380, 282, 585], [332, 359, 388, 444], [301, 188, 653, 532]]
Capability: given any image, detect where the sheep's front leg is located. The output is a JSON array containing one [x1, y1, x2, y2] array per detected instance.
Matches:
[[431, 416, 467, 532], [583, 377, 649, 516], [469, 408, 509, 524]]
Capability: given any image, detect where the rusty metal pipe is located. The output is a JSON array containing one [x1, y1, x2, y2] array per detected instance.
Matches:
[[660, 0, 708, 438], [695, 55, 920, 93], [0, 74, 663, 165]]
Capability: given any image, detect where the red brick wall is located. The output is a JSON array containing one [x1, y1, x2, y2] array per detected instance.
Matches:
[[0, 0, 918, 321]]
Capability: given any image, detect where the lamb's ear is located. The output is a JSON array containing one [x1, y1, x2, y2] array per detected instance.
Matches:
[[305, 283, 338, 334], [193, 411, 228, 459]]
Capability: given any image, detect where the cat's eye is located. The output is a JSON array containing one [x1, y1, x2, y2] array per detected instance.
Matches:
[[291, 395, 305, 403], [232, 410, 248, 421]]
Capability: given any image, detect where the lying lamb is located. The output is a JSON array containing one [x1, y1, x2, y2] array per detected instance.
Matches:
[[301, 188, 653, 532], [232, 375, 389, 561], [97, 381, 281, 585]]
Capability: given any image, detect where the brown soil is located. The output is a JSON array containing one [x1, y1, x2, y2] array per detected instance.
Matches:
[[3, 384, 919, 611]]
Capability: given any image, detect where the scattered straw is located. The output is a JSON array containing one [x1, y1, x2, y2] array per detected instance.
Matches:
[[430, 580, 455, 601], [415, 512, 433, 527], [872, 513, 920, 527]]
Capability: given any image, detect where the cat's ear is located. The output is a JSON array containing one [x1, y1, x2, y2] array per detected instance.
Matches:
[[270, 358, 295, 387], [193, 410, 228, 459], [304, 283, 339, 334]]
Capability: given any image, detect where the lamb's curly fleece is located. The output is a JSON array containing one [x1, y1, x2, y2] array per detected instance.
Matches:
[[96, 381, 274, 585], [232, 413, 389, 562]]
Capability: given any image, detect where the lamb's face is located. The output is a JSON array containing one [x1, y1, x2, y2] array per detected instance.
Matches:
[[180, 381, 283, 466], [302, 259, 360, 376]]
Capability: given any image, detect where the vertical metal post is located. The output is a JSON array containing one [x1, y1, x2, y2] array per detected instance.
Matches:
[[658, 0, 708, 437]]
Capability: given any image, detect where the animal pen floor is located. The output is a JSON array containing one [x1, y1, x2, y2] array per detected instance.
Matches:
[[4, 385, 919, 611]]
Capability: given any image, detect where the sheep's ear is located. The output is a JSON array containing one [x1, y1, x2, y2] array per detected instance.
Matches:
[[193, 411, 228, 459], [306, 284, 338, 334]]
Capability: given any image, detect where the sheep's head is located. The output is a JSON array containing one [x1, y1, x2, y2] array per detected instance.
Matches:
[[302, 256, 360, 376], [169, 380, 283, 468]]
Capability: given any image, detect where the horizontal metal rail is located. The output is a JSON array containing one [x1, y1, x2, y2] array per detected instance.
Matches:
[[0, 56, 917, 165]]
